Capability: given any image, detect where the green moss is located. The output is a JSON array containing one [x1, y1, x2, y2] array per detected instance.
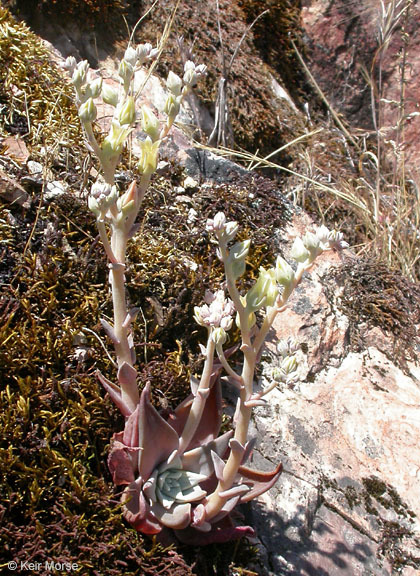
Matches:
[[0, 7, 83, 155], [327, 258, 420, 371]]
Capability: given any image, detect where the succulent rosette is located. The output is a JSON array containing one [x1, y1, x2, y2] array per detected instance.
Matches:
[[106, 373, 281, 544]]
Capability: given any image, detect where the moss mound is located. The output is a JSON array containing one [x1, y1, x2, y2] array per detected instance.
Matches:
[[136, 0, 305, 155]]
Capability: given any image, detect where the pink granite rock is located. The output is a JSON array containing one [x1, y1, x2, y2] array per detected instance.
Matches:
[[247, 215, 420, 575], [301, 0, 420, 174]]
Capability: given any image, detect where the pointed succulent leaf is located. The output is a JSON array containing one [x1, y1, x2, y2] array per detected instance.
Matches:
[[210, 450, 226, 482], [97, 371, 131, 417], [136, 383, 180, 480], [108, 438, 136, 485], [181, 430, 233, 478], [238, 461, 283, 502], [218, 484, 250, 499]]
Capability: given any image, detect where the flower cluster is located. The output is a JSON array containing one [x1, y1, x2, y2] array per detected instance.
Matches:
[[165, 60, 207, 126], [194, 290, 235, 331]]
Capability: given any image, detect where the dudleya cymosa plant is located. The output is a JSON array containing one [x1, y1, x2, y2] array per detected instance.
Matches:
[[66, 42, 348, 544]]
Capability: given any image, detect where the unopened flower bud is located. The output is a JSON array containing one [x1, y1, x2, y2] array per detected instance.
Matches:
[[63, 56, 77, 75], [183, 61, 197, 86], [164, 93, 181, 120], [124, 46, 138, 67], [224, 221, 239, 242], [303, 231, 321, 259], [101, 122, 131, 157], [88, 182, 118, 218], [141, 105, 160, 142], [290, 237, 311, 264], [118, 96, 136, 126], [136, 42, 154, 65], [138, 137, 160, 175], [316, 225, 331, 249], [207, 212, 226, 232], [194, 306, 207, 327], [166, 71, 183, 97], [85, 77, 102, 100], [183, 60, 207, 86], [275, 256, 295, 286], [118, 59, 134, 91], [211, 327, 227, 346], [72, 60, 89, 89], [102, 83, 119, 107], [246, 268, 278, 312], [78, 97, 97, 123], [220, 315, 233, 331], [281, 355, 298, 375], [277, 337, 299, 357]]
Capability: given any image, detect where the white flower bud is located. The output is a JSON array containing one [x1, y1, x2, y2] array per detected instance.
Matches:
[[72, 60, 89, 89], [281, 355, 298, 375], [86, 77, 103, 100], [246, 268, 278, 312], [275, 256, 294, 286], [213, 212, 227, 230], [141, 105, 160, 142], [224, 221, 239, 242], [211, 327, 227, 346], [101, 122, 131, 157], [124, 46, 138, 67], [277, 337, 300, 357], [88, 182, 118, 218], [118, 59, 134, 90], [63, 56, 77, 75], [303, 231, 321, 259], [78, 97, 97, 123], [316, 225, 331, 249], [118, 96, 136, 126], [164, 93, 181, 119], [290, 237, 311, 263], [194, 306, 207, 327], [101, 83, 119, 107], [137, 137, 160, 175], [166, 71, 183, 97], [136, 42, 153, 65]]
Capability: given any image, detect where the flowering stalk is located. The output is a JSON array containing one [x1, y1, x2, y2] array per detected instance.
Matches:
[[66, 50, 207, 414], [202, 214, 348, 520]]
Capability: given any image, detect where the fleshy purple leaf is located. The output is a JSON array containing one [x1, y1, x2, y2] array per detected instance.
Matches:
[[97, 371, 132, 417], [108, 437, 136, 485], [238, 461, 283, 502], [136, 382, 180, 480], [122, 479, 162, 534]]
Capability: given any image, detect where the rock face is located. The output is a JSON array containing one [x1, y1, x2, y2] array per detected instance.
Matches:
[[301, 0, 420, 173], [243, 217, 420, 575]]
